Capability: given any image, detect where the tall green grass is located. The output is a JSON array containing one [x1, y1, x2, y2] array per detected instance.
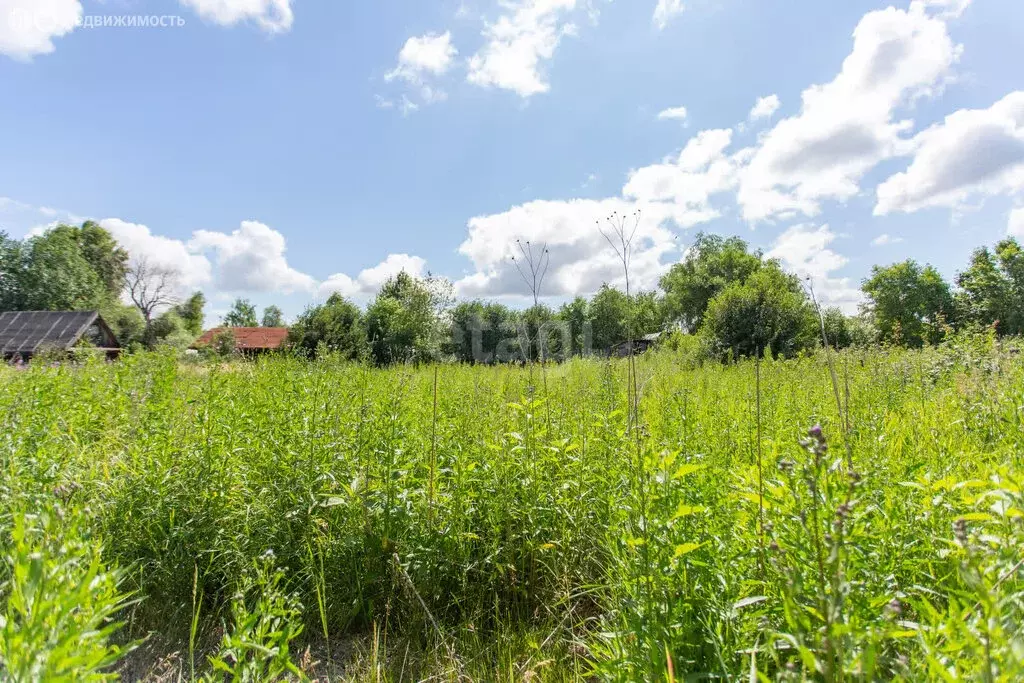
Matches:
[[1, 336, 1022, 680]]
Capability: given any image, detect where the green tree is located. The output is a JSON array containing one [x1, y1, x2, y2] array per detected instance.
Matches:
[[589, 284, 631, 353], [365, 272, 450, 366], [632, 291, 665, 338], [701, 265, 814, 359], [288, 294, 366, 360], [18, 228, 106, 311], [99, 302, 146, 349], [66, 222, 129, 299], [556, 296, 591, 357], [956, 238, 1024, 335], [448, 300, 518, 363], [261, 305, 285, 328], [660, 233, 763, 331], [517, 304, 561, 362], [223, 299, 259, 327], [862, 260, 954, 347], [820, 307, 854, 349], [0, 232, 24, 310], [1, 223, 127, 313], [148, 310, 196, 350], [173, 292, 206, 337]]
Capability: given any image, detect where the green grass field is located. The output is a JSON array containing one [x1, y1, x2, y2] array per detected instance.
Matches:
[[1, 338, 1023, 681]]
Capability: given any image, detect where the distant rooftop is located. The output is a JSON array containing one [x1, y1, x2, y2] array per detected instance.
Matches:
[[194, 327, 289, 350]]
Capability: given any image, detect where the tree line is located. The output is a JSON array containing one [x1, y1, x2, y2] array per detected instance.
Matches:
[[3, 223, 1023, 365]]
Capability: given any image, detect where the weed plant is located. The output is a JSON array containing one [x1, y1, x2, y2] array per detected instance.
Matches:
[[0, 335, 1022, 680]]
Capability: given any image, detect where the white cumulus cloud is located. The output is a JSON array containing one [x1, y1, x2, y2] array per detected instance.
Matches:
[[767, 224, 862, 313], [385, 31, 458, 107], [189, 220, 316, 294], [319, 254, 428, 299], [874, 91, 1024, 215], [737, 2, 963, 222], [624, 128, 749, 226], [455, 198, 682, 300], [99, 219, 214, 294], [177, 0, 294, 33], [467, 0, 580, 98], [749, 94, 780, 121], [0, 0, 81, 60], [387, 31, 458, 81]]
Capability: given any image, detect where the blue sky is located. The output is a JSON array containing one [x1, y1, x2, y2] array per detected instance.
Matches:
[[1, 0, 1023, 321]]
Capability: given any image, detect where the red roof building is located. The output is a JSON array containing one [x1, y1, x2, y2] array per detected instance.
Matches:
[[193, 327, 289, 352]]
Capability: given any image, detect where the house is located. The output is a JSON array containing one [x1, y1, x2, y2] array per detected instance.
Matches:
[[609, 332, 662, 358], [0, 310, 120, 361], [193, 327, 289, 355]]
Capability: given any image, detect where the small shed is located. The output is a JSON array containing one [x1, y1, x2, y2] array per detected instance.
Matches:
[[193, 327, 289, 355], [0, 311, 120, 361], [610, 332, 662, 358]]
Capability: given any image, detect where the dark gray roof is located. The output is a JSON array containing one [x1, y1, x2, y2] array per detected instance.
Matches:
[[0, 311, 111, 355]]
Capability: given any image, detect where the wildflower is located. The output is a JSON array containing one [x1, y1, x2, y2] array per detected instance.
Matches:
[[885, 598, 902, 618]]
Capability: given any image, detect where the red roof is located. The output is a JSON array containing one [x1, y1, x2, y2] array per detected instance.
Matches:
[[194, 327, 289, 350]]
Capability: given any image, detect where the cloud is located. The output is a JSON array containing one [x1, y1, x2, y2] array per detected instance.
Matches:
[[385, 31, 457, 106], [0, 0, 81, 60], [189, 220, 316, 294], [623, 128, 748, 225], [455, 198, 682, 300], [454, 123, 751, 300], [1010, 207, 1024, 239], [749, 94, 780, 121], [319, 254, 428, 299], [919, 0, 972, 19], [737, 2, 963, 222], [766, 223, 862, 313], [99, 219, 213, 293], [466, 0, 580, 98], [387, 31, 458, 81], [657, 106, 688, 123], [653, 0, 685, 30], [871, 233, 904, 246], [874, 91, 1024, 215], [177, 0, 294, 33]]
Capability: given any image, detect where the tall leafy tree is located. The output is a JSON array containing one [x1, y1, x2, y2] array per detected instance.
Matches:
[[174, 292, 207, 337], [660, 233, 763, 331], [365, 271, 451, 366], [556, 296, 591, 357], [448, 300, 518, 363], [222, 299, 259, 327], [18, 228, 106, 311], [261, 305, 285, 328], [862, 260, 954, 347], [702, 265, 814, 359], [69, 222, 129, 299], [589, 285, 630, 352], [517, 304, 561, 361], [0, 223, 128, 313], [956, 238, 1024, 335], [0, 231, 23, 311], [288, 294, 366, 360]]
